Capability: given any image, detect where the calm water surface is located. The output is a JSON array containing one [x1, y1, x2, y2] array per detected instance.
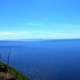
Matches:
[[0, 40, 80, 80]]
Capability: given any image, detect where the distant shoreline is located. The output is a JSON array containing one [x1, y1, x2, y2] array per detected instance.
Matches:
[[0, 38, 80, 42]]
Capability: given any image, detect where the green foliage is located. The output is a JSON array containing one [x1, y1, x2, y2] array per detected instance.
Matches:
[[0, 61, 30, 80]]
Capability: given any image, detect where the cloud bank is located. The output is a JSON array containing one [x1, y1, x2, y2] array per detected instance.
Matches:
[[0, 31, 80, 40]]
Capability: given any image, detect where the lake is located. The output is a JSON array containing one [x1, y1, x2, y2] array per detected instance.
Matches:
[[0, 40, 80, 80]]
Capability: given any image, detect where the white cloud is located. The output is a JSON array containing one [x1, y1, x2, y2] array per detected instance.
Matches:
[[26, 23, 41, 26], [0, 31, 80, 40], [0, 32, 17, 35]]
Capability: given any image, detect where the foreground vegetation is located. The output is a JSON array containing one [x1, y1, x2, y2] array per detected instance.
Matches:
[[0, 61, 30, 80]]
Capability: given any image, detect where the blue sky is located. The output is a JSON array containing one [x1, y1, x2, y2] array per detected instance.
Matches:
[[0, 0, 80, 39]]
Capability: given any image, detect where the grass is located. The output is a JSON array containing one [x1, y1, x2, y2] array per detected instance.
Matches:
[[0, 61, 30, 80]]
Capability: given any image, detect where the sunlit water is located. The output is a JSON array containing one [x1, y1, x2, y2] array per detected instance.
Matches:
[[0, 40, 80, 80]]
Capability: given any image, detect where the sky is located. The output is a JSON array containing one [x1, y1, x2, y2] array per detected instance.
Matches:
[[0, 0, 80, 40]]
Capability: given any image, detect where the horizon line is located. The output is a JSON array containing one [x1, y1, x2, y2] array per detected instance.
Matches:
[[0, 38, 80, 41]]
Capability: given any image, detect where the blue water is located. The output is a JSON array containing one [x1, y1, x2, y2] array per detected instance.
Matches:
[[0, 40, 80, 80]]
